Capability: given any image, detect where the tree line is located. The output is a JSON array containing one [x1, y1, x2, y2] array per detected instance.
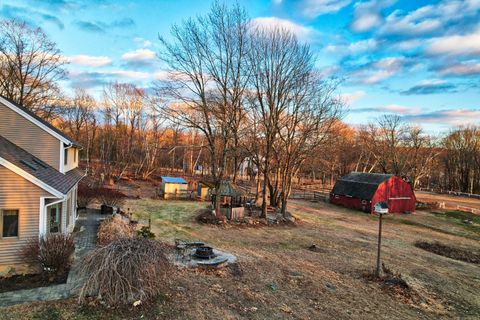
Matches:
[[0, 3, 479, 217]]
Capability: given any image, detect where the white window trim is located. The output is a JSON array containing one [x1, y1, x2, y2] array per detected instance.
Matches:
[[60, 141, 65, 173]]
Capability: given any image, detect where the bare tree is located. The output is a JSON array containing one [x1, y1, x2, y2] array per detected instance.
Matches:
[[61, 89, 97, 167], [443, 126, 480, 193], [248, 27, 315, 217], [0, 19, 66, 118], [405, 126, 439, 188], [156, 2, 250, 216]]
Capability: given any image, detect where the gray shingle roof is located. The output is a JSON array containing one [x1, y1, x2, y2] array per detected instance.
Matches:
[[331, 172, 393, 200], [0, 95, 82, 148], [211, 181, 246, 197], [0, 135, 84, 195]]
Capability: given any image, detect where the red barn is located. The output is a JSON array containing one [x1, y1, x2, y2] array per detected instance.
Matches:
[[330, 172, 416, 213]]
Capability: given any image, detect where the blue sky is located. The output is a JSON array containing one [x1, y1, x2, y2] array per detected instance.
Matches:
[[1, 0, 479, 133]]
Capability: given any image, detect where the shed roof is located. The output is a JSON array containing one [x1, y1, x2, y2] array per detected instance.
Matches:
[[331, 172, 393, 200], [0, 135, 85, 195], [161, 176, 187, 184], [199, 180, 215, 188], [211, 181, 246, 197]]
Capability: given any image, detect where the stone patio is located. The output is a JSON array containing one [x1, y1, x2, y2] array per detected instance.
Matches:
[[0, 209, 102, 307]]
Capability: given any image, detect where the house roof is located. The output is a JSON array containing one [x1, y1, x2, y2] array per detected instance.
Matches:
[[161, 176, 187, 184], [0, 135, 84, 196], [211, 181, 246, 197], [0, 95, 82, 148], [331, 172, 393, 200]]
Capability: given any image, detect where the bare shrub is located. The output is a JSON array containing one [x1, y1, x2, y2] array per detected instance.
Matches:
[[21, 234, 75, 280], [77, 182, 97, 209], [196, 208, 225, 224], [96, 215, 136, 246], [97, 187, 127, 207], [78, 237, 170, 306]]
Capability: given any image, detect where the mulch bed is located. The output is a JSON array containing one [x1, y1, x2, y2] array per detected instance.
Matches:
[[415, 241, 480, 264], [362, 264, 423, 305], [0, 271, 68, 293]]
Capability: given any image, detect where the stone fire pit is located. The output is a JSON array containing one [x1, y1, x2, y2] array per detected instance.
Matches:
[[173, 241, 236, 268]]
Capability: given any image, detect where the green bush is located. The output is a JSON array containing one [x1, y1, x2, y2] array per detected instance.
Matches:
[[137, 226, 155, 239]]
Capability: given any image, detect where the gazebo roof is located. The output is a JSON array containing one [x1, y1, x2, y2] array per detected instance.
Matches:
[[211, 181, 246, 197]]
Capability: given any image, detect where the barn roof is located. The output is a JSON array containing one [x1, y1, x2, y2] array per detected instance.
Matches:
[[161, 176, 187, 184], [331, 172, 393, 200]]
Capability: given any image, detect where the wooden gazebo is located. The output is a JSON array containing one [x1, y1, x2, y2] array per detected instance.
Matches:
[[210, 181, 247, 220]]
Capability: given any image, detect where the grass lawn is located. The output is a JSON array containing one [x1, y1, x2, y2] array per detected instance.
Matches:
[[2, 199, 480, 319], [126, 199, 206, 240]]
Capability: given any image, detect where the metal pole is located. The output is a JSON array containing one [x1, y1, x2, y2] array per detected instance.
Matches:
[[376, 213, 383, 277]]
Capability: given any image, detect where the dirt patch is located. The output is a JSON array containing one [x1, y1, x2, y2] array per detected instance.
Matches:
[[0, 271, 68, 293], [415, 241, 480, 264], [362, 264, 433, 308]]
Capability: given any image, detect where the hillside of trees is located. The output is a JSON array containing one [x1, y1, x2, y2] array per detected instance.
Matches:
[[1, 5, 479, 215]]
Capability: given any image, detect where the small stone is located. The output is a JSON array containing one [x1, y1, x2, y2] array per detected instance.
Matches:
[[270, 282, 279, 291], [326, 283, 336, 291], [280, 304, 293, 313]]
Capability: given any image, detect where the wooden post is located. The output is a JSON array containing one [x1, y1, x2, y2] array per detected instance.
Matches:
[[148, 211, 152, 230], [375, 213, 383, 277]]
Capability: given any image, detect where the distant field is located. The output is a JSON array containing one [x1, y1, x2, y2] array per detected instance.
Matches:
[[2, 199, 480, 319], [416, 190, 480, 211]]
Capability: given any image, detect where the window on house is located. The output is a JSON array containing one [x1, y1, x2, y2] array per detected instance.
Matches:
[[48, 204, 62, 233], [74, 149, 77, 163], [64, 148, 68, 165], [1, 209, 19, 238]]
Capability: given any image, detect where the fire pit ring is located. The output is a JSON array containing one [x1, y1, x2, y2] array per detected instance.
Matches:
[[193, 246, 216, 260]]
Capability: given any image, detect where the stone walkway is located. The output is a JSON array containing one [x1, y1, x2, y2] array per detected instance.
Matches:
[[0, 209, 102, 307]]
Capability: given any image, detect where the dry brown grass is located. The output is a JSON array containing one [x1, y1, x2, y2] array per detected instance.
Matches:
[[2, 199, 480, 319]]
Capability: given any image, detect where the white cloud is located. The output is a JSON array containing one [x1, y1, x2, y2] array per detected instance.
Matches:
[[379, 0, 480, 36], [326, 39, 377, 54], [427, 27, 480, 56], [339, 90, 366, 105], [390, 39, 422, 51], [121, 49, 156, 64], [251, 17, 314, 40], [353, 57, 405, 84], [134, 37, 152, 48], [379, 104, 420, 114], [67, 55, 112, 67], [381, 9, 441, 36], [350, 0, 395, 33], [153, 71, 170, 81], [405, 109, 480, 126], [108, 70, 151, 80], [302, 0, 351, 18], [439, 61, 480, 75]]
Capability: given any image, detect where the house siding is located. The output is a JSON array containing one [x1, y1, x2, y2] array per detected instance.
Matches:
[[63, 147, 79, 172], [0, 102, 61, 170], [0, 165, 53, 267]]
